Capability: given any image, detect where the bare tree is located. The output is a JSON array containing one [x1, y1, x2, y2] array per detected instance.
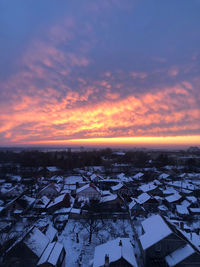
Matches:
[[81, 199, 102, 244]]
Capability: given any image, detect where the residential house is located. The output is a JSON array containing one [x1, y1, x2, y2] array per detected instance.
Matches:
[[76, 183, 101, 201], [139, 214, 200, 267], [93, 237, 138, 267], [47, 193, 70, 213], [38, 183, 61, 199]]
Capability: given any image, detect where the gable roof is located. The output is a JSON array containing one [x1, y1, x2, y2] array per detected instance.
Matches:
[[76, 183, 100, 194], [23, 227, 49, 258], [165, 244, 195, 267], [140, 215, 172, 250], [37, 242, 64, 266], [93, 238, 138, 267]]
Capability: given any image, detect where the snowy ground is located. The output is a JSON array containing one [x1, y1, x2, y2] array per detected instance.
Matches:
[[58, 219, 135, 267]]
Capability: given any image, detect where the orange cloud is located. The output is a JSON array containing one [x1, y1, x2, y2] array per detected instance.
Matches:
[[0, 81, 199, 145]]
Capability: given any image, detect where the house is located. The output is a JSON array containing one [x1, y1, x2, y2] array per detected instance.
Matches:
[[165, 244, 199, 267], [6, 194, 35, 215], [100, 194, 124, 211], [76, 183, 101, 200], [128, 199, 145, 217], [139, 214, 200, 267], [93, 238, 138, 267], [34, 196, 51, 212], [138, 182, 162, 196], [165, 193, 183, 208], [47, 193, 70, 213], [5, 225, 65, 267], [5, 227, 49, 266], [132, 172, 144, 180], [37, 242, 66, 267], [136, 193, 159, 212], [38, 183, 61, 199], [111, 182, 130, 196]]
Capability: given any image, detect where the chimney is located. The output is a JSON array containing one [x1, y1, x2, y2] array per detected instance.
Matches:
[[104, 254, 109, 267]]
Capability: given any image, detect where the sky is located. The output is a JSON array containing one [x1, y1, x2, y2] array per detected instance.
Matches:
[[0, 0, 200, 147]]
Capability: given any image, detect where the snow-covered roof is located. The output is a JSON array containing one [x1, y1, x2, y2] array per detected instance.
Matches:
[[24, 227, 49, 258], [101, 194, 118, 203], [54, 207, 71, 214], [165, 244, 194, 267], [137, 193, 151, 204], [165, 193, 182, 203], [47, 194, 67, 209], [45, 225, 57, 242], [168, 181, 197, 191], [159, 173, 170, 179], [35, 196, 50, 208], [162, 187, 178, 195], [90, 174, 97, 181], [93, 238, 138, 267], [70, 208, 81, 214], [133, 172, 144, 179], [140, 215, 172, 250], [111, 183, 123, 191], [64, 175, 83, 184], [158, 205, 168, 211], [46, 166, 60, 172], [76, 183, 100, 194], [129, 199, 137, 210], [139, 182, 157, 193], [181, 200, 191, 208], [176, 205, 189, 215], [37, 242, 64, 266], [186, 196, 197, 203], [190, 208, 200, 213]]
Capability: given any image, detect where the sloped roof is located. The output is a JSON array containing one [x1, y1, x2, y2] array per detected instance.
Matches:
[[140, 215, 172, 250], [93, 238, 138, 267]]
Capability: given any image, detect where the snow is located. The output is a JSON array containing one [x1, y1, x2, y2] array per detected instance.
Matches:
[[159, 173, 170, 179], [111, 183, 123, 191], [59, 219, 134, 267], [54, 208, 72, 214], [165, 244, 194, 267], [47, 166, 60, 172], [47, 194, 67, 209], [162, 187, 178, 195], [133, 172, 144, 179], [70, 208, 81, 214], [139, 182, 157, 193], [100, 194, 117, 203], [176, 205, 189, 215], [48, 242, 63, 265], [76, 184, 90, 193], [129, 199, 137, 210], [136, 193, 150, 204], [65, 176, 83, 184], [186, 196, 197, 203], [45, 224, 57, 242], [37, 242, 63, 266], [165, 193, 182, 203], [189, 208, 200, 213], [158, 205, 168, 211], [140, 215, 172, 250], [23, 227, 49, 257], [90, 174, 97, 181], [93, 238, 138, 267]]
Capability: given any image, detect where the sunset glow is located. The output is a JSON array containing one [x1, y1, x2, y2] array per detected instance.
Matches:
[[0, 0, 200, 147]]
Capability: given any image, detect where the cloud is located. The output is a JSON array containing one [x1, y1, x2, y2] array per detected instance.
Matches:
[[0, 79, 199, 145]]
